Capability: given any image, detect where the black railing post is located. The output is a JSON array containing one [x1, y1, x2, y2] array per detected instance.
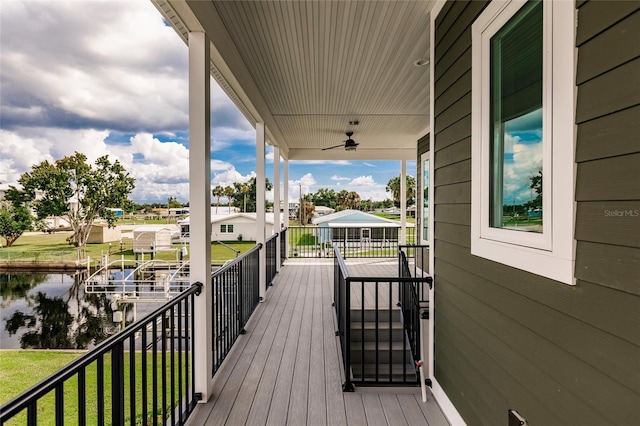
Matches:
[[78, 368, 86, 426], [111, 342, 125, 426], [342, 276, 354, 392], [238, 263, 245, 334]]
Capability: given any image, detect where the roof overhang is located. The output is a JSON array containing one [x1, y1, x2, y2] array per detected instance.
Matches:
[[153, 0, 435, 161]]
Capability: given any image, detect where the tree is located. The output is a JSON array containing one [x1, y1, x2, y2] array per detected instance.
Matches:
[[311, 188, 338, 209], [385, 175, 416, 207], [336, 190, 361, 210], [231, 177, 273, 212], [347, 191, 361, 209], [0, 205, 33, 247], [224, 186, 235, 212], [240, 185, 250, 212], [167, 196, 183, 208], [9, 152, 135, 247], [529, 170, 543, 208], [212, 185, 224, 214]]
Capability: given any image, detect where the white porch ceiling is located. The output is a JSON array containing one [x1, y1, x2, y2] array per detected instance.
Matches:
[[153, 0, 434, 160]]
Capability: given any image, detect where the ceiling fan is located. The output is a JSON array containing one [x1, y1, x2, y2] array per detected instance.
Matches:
[[322, 131, 359, 151]]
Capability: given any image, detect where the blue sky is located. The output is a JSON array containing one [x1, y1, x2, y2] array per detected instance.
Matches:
[[0, 0, 415, 204]]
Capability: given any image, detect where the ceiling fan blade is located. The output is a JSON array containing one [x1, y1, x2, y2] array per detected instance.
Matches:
[[321, 144, 345, 151]]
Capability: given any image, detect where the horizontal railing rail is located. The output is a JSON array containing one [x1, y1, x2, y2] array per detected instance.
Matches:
[[212, 244, 262, 375], [289, 225, 416, 259], [0, 282, 203, 425], [334, 245, 432, 390]]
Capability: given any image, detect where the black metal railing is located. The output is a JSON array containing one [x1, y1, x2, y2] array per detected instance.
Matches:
[[212, 244, 261, 375], [266, 233, 278, 288], [333, 246, 431, 390], [279, 227, 287, 266], [0, 283, 203, 425], [399, 244, 430, 303], [289, 225, 416, 259]]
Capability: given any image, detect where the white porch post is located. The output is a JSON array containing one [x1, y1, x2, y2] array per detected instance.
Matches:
[[273, 147, 281, 273], [188, 32, 212, 402], [256, 123, 266, 300], [283, 158, 289, 258], [400, 160, 407, 245]]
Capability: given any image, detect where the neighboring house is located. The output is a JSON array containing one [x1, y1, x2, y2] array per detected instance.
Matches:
[[179, 213, 283, 241], [168, 207, 189, 216], [313, 205, 335, 217], [288, 202, 299, 219], [312, 209, 408, 246], [105, 208, 124, 217]]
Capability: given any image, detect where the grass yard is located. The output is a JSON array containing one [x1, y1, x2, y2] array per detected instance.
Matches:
[[0, 349, 188, 425], [0, 232, 256, 264]]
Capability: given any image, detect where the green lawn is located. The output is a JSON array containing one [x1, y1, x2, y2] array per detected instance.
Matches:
[[0, 233, 256, 264], [0, 349, 187, 425]]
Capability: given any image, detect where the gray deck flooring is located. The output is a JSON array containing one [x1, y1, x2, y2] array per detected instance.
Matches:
[[188, 258, 448, 426]]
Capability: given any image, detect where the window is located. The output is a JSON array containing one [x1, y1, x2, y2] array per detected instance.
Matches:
[[471, 0, 575, 284], [227, 224, 234, 233], [220, 224, 233, 233], [421, 153, 430, 243]]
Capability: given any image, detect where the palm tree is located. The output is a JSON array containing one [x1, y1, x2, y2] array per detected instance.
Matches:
[[336, 190, 350, 210], [240, 185, 250, 212], [347, 191, 361, 209], [224, 186, 235, 213], [212, 185, 224, 214], [386, 175, 416, 207]]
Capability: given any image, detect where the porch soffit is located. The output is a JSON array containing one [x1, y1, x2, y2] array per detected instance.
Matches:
[[155, 0, 434, 161]]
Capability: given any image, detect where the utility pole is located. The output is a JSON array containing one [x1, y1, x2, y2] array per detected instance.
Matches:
[[299, 182, 304, 226]]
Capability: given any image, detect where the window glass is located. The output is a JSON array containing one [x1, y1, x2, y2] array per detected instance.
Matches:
[[228, 224, 234, 233], [423, 158, 429, 241], [489, 0, 543, 233], [220, 224, 227, 233]]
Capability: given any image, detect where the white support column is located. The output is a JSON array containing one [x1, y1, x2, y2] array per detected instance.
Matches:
[[273, 147, 281, 272], [188, 31, 212, 402], [400, 160, 407, 245], [256, 123, 266, 300], [283, 158, 289, 258]]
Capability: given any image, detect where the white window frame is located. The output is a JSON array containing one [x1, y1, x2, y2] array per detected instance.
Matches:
[[471, 0, 576, 285]]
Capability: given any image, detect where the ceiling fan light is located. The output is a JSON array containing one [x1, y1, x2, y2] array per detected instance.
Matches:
[[345, 145, 357, 151]]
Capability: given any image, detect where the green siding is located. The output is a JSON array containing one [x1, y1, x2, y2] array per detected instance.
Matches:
[[431, 1, 640, 424]]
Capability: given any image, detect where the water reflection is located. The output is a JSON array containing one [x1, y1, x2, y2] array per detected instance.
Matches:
[[0, 272, 129, 349]]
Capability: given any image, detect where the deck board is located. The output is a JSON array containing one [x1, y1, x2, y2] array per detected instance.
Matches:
[[189, 258, 449, 426]]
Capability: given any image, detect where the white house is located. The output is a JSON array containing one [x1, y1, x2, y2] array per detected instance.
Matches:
[[178, 213, 284, 242], [313, 205, 335, 217], [312, 209, 412, 245]]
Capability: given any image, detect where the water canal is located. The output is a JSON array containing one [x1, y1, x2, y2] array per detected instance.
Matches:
[[0, 270, 174, 350]]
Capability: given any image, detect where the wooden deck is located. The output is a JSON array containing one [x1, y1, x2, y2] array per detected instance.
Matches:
[[187, 258, 448, 426]]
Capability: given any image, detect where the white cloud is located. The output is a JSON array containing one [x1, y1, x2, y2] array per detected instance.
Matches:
[[212, 169, 255, 188], [331, 175, 350, 181], [289, 173, 316, 197], [503, 134, 542, 204], [0, 1, 257, 203], [349, 175, 377, 187]]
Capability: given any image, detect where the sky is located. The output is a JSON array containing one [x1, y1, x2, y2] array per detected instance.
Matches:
[[502, 108, 543, 206], [0, 0, 415, 205]]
